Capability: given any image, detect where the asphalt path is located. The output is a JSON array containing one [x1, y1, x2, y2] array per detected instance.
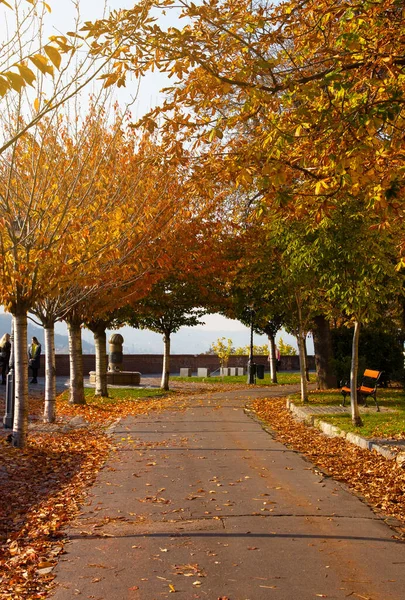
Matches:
[[51, 386, 405, 600]]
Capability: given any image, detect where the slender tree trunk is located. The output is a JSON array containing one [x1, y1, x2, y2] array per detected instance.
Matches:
[[93, 326, 108, 397], [268, 334, 278, 384], [12, 311, 28, 448], [312, 315, 337, 389], [161, 333, 170, 391], [43, 323, 56, 423], [68, 319, 85, 405], [350, 320, 362, 426]]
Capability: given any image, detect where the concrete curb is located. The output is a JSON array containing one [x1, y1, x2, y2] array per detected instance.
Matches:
[[286, 398, 405, 467]]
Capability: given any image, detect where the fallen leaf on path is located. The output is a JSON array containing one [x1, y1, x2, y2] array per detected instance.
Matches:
[[251, 398, 405, 533]]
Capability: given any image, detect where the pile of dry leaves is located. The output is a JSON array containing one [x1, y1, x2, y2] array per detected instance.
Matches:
[[251, 397, 405, 535], [0, 429, 110, 599]]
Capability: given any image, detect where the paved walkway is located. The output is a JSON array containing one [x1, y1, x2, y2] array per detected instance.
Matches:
[[50, 385, 405, 600]]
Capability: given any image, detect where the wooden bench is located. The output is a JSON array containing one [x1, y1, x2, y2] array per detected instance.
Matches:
[[341, 369, 383, 412]]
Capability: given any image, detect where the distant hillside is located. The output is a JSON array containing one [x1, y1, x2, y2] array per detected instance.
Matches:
[[106, 325, 273, 355], [0, 314, 95, 354], [0, 314, 305, 356]]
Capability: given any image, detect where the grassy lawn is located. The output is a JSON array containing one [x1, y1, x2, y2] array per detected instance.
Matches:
[[59, 386, 168, 405], [292, 387, 405, 439], [171, 372, 317, 385]]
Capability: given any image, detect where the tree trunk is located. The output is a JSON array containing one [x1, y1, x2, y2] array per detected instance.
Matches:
[[350, 320, 362, 427], [268, 334, 278, 384], [161, 333, 170, 391], [43, 323, 56, 423], [68, 319, 85, 405], [312, 315, 337, 389], [12, 311, 28, 448], [94, 326, 108, 397]]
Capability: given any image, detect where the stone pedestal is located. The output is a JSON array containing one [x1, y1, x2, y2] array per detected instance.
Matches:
[[236, 367, 246, 376], [197, 368, 210, 378], [180, 368, 192, 377], [89, 371, 141, 386], [220, 367, 230, 376]]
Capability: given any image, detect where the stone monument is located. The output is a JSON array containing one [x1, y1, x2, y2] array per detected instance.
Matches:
[[108, 333, 124, 372], [89, 333, 141, 386]]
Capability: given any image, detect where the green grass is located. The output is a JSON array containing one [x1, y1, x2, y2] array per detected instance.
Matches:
[[320, 412, 405, 438], [293, 387, 405, 439], [171, 372, 317, 385], [60, 387, 168, 405]]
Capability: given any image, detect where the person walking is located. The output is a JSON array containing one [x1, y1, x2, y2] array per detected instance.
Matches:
[[0, 333, 11, 384], [28, 336, 41, 384]]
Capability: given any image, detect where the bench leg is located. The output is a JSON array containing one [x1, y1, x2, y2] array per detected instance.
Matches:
[[372, 392, 380, 412], [341, 392, 348, 407]]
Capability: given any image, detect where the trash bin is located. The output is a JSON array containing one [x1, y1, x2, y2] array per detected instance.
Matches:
[[256, 364, 265, 379]]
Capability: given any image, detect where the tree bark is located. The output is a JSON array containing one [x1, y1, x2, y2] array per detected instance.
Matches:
[[12, 311, 28, 448], [67, 319, 85, 405], [161, 332, 171, 391], [268, 334, 278, 384], [43, 323, 56, 423], [93, 326, 108, 397], [350, 320, 362, 426], [312, 315, 337, 389]]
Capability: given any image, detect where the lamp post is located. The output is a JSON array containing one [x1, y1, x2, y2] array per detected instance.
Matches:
[[247, 307, 255, 384], [3, 320, 15, 429]]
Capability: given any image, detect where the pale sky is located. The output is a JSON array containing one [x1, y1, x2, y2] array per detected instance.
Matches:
[[45, 0, 174, 120]]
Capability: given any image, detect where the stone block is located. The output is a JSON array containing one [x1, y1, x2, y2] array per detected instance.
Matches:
[[180, 368, 192, 377], [197, 368, 210, 378], [236, 367, 246, 376], [220, 367, 230, 376], [107, 371, 141, 386], [89, 370, 141, 386], [346, 432, 372, 451], [229, 367, 237, 376]]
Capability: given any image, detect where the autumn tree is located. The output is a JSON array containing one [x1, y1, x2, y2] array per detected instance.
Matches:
[[83, 2, 405, 274], [0, 94, 186, 438], [15, 95, 145, 419], [315, 199, 403, 426], [49, 132, 189, 406], [210, 338, 234, 373], [125, 279, 206, 390]]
